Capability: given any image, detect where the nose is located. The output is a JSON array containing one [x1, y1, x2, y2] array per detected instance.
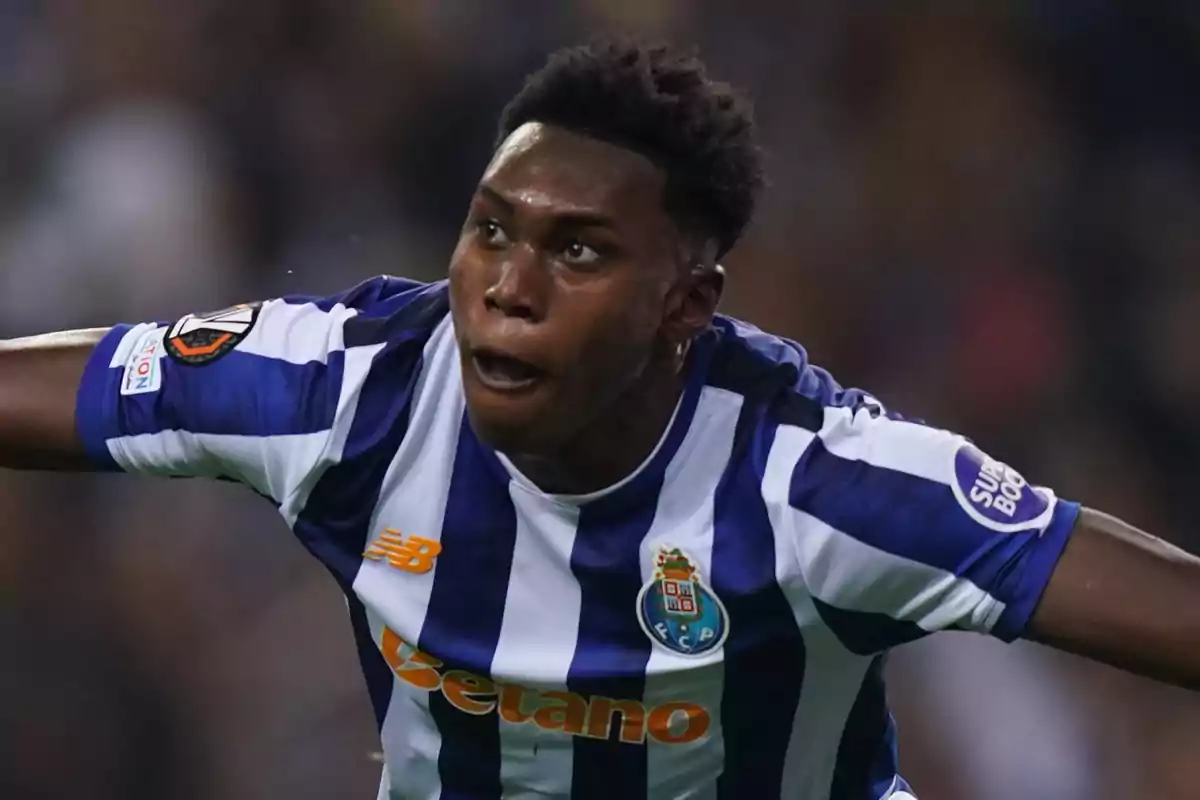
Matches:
[[484, 247, 545, 322]]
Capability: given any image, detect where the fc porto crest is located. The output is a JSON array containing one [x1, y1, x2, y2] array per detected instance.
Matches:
[[637, 546, 729, 657]]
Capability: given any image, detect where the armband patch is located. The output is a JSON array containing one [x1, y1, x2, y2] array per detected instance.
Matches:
[[165, 303, 260, 366], [121, 327, 166, 395], [951, 443, 1054, 533]]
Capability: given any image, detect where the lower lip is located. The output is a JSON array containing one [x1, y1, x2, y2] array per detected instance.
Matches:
[[471, 355, 543, 394]]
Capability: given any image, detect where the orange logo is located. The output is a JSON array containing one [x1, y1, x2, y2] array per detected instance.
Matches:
[[364, 530, 442, 574], [380, 628, 710, 746]]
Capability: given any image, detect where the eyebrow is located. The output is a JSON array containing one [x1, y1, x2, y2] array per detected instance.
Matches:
[[477, 185, 619, 231]]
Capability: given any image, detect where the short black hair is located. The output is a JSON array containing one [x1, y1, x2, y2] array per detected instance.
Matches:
[[497, 39, 764, 260]]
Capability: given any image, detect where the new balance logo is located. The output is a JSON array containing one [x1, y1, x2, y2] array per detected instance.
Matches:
[[364, 530, 442, 574]]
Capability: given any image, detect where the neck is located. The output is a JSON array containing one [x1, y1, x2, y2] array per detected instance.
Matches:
[[508, 357, 687, 496]]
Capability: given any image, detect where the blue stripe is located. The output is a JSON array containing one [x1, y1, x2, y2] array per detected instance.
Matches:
[[991, 499, 1080, 641], [829, 656, 905, 800], [790, 436, 1041, 599], [343, 281, 450, 349], [120, 350, 343, 438], [711, 412, 807, 799], [710, 315, 884, 418], [707, 325, 823, 437], [76, 278, 440, 469], [75, 324, 132, 470], [349, 596, 396, 731], [792, 437, 1082, 644], [811, 600, 927, 656], [291, 322, 432, 727], [422, 416, 517, 799], [280, 275, 430, 314], [561, 333, 717, 799], [566, 491, 661, 799], [293, 337, 426, 586]]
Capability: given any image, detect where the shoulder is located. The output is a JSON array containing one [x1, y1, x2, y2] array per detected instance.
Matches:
[[276, 276, 450, 349], [156, 276, 449, 372], [705, 315, 965, 514], [706, 315, 889, 433], [282, 274, 444, 314]]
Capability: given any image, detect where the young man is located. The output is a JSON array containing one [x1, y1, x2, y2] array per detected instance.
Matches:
[[2, 40, 1198, 800]]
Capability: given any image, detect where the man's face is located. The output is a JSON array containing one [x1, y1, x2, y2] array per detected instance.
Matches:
[[449, 123, 686, 456]]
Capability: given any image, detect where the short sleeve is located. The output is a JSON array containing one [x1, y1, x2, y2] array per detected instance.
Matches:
[[73, 276, 425, 505], [780, 405, 1080, 655]]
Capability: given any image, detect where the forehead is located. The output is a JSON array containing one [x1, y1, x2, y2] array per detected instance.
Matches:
[[479, 123, 670, 225]]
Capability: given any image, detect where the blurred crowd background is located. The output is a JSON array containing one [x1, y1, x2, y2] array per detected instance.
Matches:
[[2, 2, 1200, 798]]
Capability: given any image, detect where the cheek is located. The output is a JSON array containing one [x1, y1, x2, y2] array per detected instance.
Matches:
[[447, 239, 472, 287], [566, 300, 660, 387], [448, 246, 486, 308]]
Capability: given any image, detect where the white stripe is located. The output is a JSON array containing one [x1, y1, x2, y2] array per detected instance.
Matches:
[[106, 342, 381, 512], [782, 633, 872, 800], [763, 425, 876, 799], [109, 429, 329, 504], [108, 298, 357, 369], [352, 318, 462, 800], [641, 387, 743, 800], [819, 407, 1060, 536], [107, 323, 159, 367], [370, 609, 444, 800], [816, 406, 955, 485], [491, 487, 582, 798], [782, 416, 1006, 634], [237, 298, 357, 365], [789, 507, 1004, 634], [279, 342, 384, 525], [104, 304, 368, 508]]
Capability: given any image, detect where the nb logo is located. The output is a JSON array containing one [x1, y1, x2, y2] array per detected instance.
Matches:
[[364, 530, 442, 574]]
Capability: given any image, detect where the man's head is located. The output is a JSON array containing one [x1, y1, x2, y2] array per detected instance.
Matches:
[[449, 40, 764, 456]]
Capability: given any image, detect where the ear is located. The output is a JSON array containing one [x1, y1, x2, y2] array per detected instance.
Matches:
[[662, 263, 724, 344]]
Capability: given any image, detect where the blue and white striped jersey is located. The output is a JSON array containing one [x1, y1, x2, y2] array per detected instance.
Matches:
[[75, 276, 1079, 800]]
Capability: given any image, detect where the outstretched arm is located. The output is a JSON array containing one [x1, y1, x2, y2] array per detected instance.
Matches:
[[1027, 508, 1200, 690], [0, 328, 107, 470]]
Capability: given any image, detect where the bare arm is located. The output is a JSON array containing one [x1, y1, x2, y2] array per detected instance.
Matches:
[[0, 328, 108, 470], [1027, 507, 1200, 690]]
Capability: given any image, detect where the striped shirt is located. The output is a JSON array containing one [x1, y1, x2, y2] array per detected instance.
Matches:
[[75, 276, 1080, 799]]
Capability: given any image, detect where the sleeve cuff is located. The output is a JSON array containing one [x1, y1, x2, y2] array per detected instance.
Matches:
[[989, 498, 1082, 642], [74, 324, 137, 471]]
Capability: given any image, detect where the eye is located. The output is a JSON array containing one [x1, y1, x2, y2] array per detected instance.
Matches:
[[561, 240, 602, 267], [477, 219, 511, 247]]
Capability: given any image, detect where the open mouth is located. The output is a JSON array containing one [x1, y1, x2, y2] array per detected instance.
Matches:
[[470, 348, 545, 393]]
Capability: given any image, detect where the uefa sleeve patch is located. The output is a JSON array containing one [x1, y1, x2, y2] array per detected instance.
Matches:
[[165, 303, 260, 366], [950, 443, 1054, 533], [120, 327, 167, 395]]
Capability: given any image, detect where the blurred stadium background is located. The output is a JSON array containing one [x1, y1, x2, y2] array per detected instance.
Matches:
[[3, 2, 1200, 798]]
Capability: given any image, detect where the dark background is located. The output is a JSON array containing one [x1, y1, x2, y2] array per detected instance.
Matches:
[[3, 3, 1200, 797]]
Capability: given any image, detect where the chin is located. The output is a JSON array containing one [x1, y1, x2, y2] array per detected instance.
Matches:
[[463, 396, 557, 456]]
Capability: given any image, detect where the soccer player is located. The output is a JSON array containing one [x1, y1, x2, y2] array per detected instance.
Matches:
[[1, 40, 1196, 800]]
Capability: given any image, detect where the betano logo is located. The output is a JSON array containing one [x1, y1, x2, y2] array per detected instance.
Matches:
[[364, 530, 442, 574], [380, 628, 711, 746]]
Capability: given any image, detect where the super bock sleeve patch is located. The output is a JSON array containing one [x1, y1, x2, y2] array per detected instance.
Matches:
[[164, 303, 261, 366], [950, 442, 1055, 534]]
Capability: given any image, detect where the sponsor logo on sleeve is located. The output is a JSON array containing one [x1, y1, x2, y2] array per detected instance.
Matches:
[[121, 328, 166, 396], [950, 442, 1054, 533], [165, 303, 260, 366]]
